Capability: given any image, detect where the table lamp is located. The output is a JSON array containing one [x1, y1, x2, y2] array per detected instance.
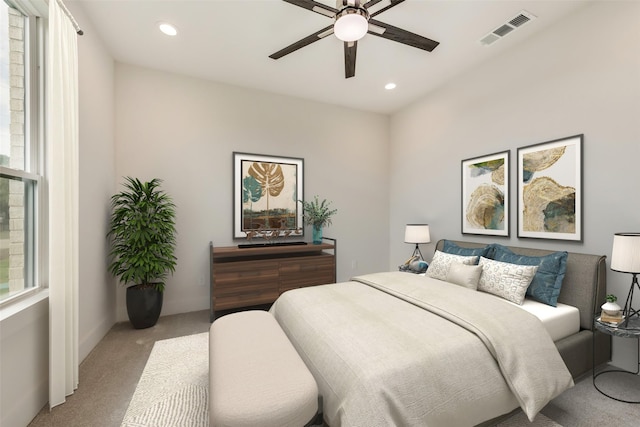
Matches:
[[404, 224, 431, 261], [611, 232, 640, 326]]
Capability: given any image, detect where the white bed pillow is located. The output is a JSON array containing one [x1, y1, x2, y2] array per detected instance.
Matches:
[[446, 262, 483, 290], [426, 250, 478, 281], [477, 257, 538, 305]]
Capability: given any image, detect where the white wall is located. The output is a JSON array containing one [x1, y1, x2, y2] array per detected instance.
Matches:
[[114, 64, 390, 320], [75, 4, 117, 362], [389, 1, 640, 370], [0, 297, 48, 427]]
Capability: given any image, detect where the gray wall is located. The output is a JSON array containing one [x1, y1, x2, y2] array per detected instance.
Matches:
[[389, 1, 640, 370], [113, 64, 390, 320]]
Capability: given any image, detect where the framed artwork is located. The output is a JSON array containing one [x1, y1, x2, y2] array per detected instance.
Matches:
[[461, 150, 510, 236], [517, 134, 583, 241], [233, 152, 304, 239]]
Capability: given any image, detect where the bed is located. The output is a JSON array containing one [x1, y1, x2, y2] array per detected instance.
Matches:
[[269, 240, 611, 426]]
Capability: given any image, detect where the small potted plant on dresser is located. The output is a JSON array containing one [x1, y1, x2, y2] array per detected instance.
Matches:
[[107, 177, 177, 329], [300, 195, 337, 244]]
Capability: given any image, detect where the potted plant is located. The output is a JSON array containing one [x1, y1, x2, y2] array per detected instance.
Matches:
[[300, 195, 337, 244], [601, 294, 622, 316], [107, 177, 177, 329]]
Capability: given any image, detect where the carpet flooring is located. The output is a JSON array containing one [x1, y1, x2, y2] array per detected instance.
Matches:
[[28, 309, 640, 427], [120, 332, 566, 427]]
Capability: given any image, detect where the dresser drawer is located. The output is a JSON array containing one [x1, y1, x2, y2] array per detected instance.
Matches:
[[279, 256, 335, 292], [213, 283, 280, 310], [214, 260, 279, 287]]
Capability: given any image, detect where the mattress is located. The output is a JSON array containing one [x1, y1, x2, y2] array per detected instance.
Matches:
[[511, 298, 581, 342]]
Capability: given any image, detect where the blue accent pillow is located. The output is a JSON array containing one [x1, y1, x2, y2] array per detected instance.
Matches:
[[442, 240, 494, 261], [491, 244, 568, 307]]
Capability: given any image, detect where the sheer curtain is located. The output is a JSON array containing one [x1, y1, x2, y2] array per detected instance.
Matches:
[[47, 0, 79, 409]]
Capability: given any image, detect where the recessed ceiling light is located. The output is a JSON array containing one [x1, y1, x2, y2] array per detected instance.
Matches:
[[385, 83, 397, 90], [158, 22, 178, 36]]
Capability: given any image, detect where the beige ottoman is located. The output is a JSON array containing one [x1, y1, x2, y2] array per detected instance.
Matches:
[[209, 310, 319, 427]]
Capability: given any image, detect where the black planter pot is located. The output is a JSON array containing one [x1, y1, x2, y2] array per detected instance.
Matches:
[[126, 285, 163, 329]]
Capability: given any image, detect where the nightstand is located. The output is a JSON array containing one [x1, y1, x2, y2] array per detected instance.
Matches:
[[593, 315, 640, 403]]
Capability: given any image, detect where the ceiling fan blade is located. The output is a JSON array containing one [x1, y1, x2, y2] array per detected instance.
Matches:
[[344, 41, 357, 78], [368, 18, 439, 51], [366, 0, 405, 17], [269, 25, 334, 60], [368, 22, 386, 35], [283, 0, 337, 17]]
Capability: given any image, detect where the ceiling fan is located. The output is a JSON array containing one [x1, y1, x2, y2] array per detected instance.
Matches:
[[269, 0, 440, 78]]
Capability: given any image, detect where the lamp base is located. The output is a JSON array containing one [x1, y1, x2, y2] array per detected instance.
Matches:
[[622, 273, 640, 327], [400, 244, 428, 274], [410, 244, 423, 261]]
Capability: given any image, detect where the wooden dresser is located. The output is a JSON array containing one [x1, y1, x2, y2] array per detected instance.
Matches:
[[209, 239, 336, 321]]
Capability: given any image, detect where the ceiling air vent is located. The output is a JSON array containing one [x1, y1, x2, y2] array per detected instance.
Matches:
[[479, 10, 536, 46]]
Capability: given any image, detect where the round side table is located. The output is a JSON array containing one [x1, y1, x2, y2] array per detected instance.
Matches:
[[593, 315, 640, 403]]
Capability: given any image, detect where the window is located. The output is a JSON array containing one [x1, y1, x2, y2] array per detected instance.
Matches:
[[0, 1, 43, 303]]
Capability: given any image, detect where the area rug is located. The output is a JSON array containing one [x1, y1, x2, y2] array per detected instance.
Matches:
[[121, 332, 561, 427], [121, 332, 209, 427]]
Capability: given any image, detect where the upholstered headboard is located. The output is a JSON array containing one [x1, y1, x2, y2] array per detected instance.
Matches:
[[434, 240, 607, 331]]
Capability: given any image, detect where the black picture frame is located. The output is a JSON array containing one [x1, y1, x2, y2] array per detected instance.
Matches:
[[233, 152, 304, 240], [461, 150, 510, 237], [517, 134, 583, 241]]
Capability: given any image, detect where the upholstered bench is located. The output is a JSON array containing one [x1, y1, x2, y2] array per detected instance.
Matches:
[[209, 310, 319, 427]]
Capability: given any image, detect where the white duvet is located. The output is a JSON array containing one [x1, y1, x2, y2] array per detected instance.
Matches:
[[270, 271, 573, 427]]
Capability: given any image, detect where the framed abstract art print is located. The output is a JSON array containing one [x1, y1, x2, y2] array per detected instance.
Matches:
[[461, 150, 510, 237], [233, 152, 304, 239], [517, 134, 583, 241]]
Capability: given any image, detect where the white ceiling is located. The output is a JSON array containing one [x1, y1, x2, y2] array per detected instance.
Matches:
[[69, 0, 592, 114]]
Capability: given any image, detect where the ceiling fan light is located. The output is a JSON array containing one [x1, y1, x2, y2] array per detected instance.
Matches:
[[158, 22, 178, 36], [334, 12, 368, 42]]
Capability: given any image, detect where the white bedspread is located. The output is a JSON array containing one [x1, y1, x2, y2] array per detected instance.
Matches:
[[270, 272, 573, 427]]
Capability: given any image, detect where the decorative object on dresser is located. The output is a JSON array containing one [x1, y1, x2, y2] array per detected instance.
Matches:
[[300, 195, 337, 244], [209, 239, 336, 321], [461, 150, 510, 237], [233, 152, 304, 240], [611, 232, 640, 326], [517, 134, 583, 241], [107, 177, 177, 329]]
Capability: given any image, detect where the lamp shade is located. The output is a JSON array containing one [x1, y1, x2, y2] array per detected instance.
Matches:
[[334, 10, 368, 42], [404, 224, 431, 244], [611, 233, 640, 273]]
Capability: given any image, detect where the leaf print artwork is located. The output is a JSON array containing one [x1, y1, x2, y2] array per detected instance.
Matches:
[[234, 153, 304, 239]]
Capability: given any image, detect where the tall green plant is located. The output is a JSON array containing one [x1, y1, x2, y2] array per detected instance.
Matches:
[[300, 196, 337, 228], [107, 177, 177, 292]]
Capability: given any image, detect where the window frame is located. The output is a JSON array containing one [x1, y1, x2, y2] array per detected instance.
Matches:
[[0, 5, 46, 307]]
